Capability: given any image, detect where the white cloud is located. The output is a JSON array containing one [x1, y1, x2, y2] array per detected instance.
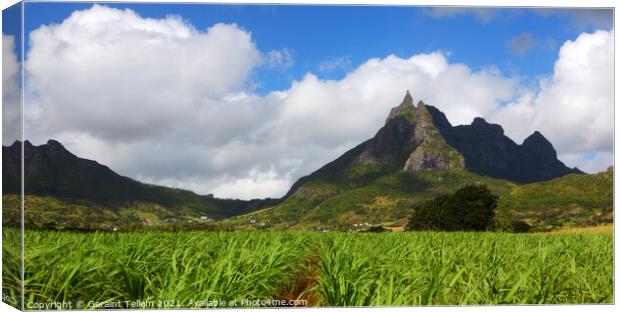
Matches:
[[20, 5, 613, 199], [558, 152, 613, 174], [25, 4, 261, 143], [2, 34, 21, 145], [492, 29, 613, 172], [263, 48, 294, 70], [210, 168, 292, 200], [270, 53, 517, 150], [318, 56, 351, 73]]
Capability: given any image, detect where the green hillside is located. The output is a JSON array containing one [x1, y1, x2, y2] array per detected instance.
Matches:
[[225, 167, 516, 230], [2, 140, 279, 230], [225, 168, 613, 232], [2, 194, 241, 231], [499, 169, 613, 231]]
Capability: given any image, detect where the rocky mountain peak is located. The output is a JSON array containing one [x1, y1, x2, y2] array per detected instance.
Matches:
[[47, 139, 66, 149], [470, 117, 504, 135], [471, 117, 487, 125], [425, 107, 582, 182], [403, 90, 413, 105], [359, 91, 465, 171], [43, 139, 71, 160], [521, 130, 557, 159], [385, 90, 415, 123], [523, 131, 547, 144], [404, 99, 464, 171]]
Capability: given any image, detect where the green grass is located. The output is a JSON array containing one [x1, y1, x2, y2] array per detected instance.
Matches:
[[313, 231, 613, 305], [2, 228, 21, 309], [8, 229, 312, 309], [3, 228, 613, 308]]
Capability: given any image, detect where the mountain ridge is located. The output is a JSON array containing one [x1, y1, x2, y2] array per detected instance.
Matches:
[[2, 140, 279, 219], [425, 104, 582, 183]]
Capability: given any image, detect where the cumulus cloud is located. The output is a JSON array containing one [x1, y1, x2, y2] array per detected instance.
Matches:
[[493, 29, 613, 162], [25, 4, 261, 143], [21, 5, 613, 199], [2, 34, 21, 145], [269, 53, 517, 151]]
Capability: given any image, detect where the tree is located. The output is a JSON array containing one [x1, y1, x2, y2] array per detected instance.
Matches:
[[406, 184, 498, 231]]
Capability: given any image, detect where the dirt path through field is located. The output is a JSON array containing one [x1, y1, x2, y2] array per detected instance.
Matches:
[[278, 249, 321, 306]]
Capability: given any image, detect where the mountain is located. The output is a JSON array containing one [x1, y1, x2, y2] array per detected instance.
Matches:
[[2, 140, 278, 229], [284, 92, 463, 198], [286, 91, 579, 197], [225, 91, 605, 231], [425, 105, 582, 183], [355, 91, 464, 171]]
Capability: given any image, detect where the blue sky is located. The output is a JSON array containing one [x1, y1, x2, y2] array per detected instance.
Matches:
[[15, 3, 614, 94]]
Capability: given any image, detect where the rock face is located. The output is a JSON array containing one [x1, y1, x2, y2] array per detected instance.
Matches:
[[403, 101, 464, 171], [356, 91, 465, 171], [425, 105, 582, 183], [355, 116, 415, 165]]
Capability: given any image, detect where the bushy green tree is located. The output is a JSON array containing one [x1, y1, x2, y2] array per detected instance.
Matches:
[[406, 184, 498, 231]]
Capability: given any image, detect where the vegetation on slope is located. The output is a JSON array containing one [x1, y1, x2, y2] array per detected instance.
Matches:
[[2, 140, 279, 223], [499, 168, 613, 231], [5, 167, 611, 232], [226, 168, 516, 231], [227, 167, 612, 232], [2, 194, 234, 231]]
